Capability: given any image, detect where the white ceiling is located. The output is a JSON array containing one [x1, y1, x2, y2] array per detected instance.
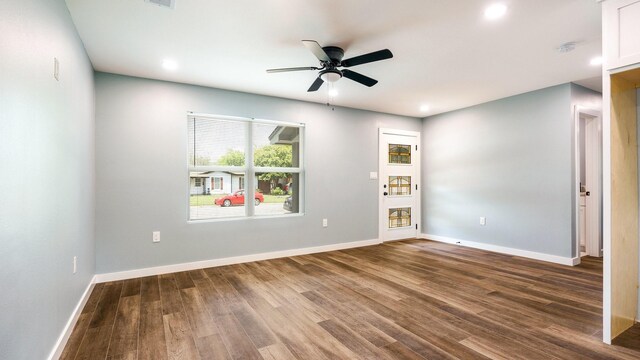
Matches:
[[65, 0, 602, 118]]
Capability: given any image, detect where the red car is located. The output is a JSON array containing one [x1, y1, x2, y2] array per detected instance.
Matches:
[[214, 190, 263, 207]]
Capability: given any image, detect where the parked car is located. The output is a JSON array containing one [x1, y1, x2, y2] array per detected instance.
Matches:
[[215, 190, 263, 207], [283, 196, 292, 212]]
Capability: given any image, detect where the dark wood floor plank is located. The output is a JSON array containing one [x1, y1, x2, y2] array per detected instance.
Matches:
[[160, 274, 184, 315], [163, 311, 201, 360], [107, 295, 141, 358], [74, 325, 115, 360], [141, 276, 161, 303], [61, 240, 640, 360], [195, 334, 232, 360], [121, 278, 141, 298], [175, 271, 196, 289], [180, 287, 217, 338], [59, 313, 92, 360], [81, 283, 105, 314], [139, 300, 168, 360], [89, 281, 123, 329], [213, 313, 263, 360]]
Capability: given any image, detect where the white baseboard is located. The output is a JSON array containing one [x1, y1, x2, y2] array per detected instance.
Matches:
[[95, 238, 382, 283], [420, 234, 578, 266], [48, 275, 96, 360]]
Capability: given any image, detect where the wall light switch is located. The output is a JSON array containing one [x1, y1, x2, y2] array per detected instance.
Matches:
[[480, 217, 486, 226], [369, 172, 378, 180], [153, 231, 161, 243], [322, 218, 328, 227]]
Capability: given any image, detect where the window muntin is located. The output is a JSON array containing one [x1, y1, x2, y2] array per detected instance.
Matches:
[[389, 207, 411, 228], [389, 176, 411, 196], [389, 144, 411, 164], [188, 114, 303, 221]]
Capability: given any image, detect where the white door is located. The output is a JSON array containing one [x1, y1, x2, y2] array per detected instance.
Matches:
[[379, 128, 420, 241], [574, 107, 602, 260], [584, 113, 602, 257]]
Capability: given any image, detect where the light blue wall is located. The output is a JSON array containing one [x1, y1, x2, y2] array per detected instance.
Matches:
[[422, 84, 583, 258], [0, 1, 95, 359], [94, 73, 421, 274]]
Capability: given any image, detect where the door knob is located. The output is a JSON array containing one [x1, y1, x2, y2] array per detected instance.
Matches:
[[383, 192, 388, 196], [586, 191, 590, 196]]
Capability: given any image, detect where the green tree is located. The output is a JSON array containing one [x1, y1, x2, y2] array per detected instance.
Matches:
[[254, 145, 292, 187], [217, 149, 245, 166], [193, 155, 212, 166]]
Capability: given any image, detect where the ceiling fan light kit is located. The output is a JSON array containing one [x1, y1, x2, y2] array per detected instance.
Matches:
[[267, 40, 393, 92], [320, 69, 342, 83]]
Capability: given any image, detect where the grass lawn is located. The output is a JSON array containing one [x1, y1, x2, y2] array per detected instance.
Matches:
[[190, 194, 288, 206]]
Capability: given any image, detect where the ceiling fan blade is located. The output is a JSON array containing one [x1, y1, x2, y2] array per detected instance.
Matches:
[[307, 77, 324, 92], [341, 49, 393, 68], [266, 66, 319, 73], [302, 40, 331, 62], [342, 69, 378, 87]]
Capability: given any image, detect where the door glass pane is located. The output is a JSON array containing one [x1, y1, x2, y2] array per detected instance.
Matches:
[[188, 117, 246, 167], [389, 144, 411, 164], [389, 176, 411, 196], [190, 171, 246, 220], [389, 207, 411, 228], [254, 172, 300, 216], [253, 123, 300, 167]]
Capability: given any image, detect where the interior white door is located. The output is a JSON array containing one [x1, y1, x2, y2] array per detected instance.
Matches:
[[379, 128, 420, 241]]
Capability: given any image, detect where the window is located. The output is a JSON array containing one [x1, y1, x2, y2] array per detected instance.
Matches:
[[188, 114, 304, 221], [212, 177, 223, 191], [389, 144, 411, 164], [389, 176, 411, 196], [194, 178, 202, 187]]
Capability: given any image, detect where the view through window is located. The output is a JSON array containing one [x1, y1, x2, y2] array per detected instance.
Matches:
[[188, 114, 303, 220]]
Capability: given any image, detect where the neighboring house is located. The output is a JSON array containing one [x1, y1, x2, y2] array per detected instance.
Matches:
[[189, 171, 245, 195]]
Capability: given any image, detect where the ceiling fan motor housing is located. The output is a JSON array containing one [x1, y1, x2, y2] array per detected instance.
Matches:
[[322, 46, 345, 65]]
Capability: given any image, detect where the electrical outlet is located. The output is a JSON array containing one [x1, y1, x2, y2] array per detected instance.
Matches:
[[153, 231, 160, 243], [322, 218, 328, 227], [480, 217, 486, 226], [73, 256, 77, 274]]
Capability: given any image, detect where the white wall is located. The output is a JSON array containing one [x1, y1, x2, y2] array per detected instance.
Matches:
[[95, 73, 421, 274], [421, 84, 603, 259], [0, 1, 95, 359]]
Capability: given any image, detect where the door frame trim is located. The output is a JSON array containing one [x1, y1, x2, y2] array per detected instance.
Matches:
[[378, 128, 421, 242], [573, 106, 603, 263]]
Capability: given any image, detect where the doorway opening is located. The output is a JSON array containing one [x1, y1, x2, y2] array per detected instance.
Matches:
[[378, 128, 421, 242], [574, 107, 603, 262]]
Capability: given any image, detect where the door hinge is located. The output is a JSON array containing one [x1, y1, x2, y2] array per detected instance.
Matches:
[[415, 184, 418, 190], [415, 224, 418, 230], [415, 145, 418, 151]]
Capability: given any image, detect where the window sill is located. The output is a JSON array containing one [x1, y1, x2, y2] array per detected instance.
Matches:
[[187, 212, 305, 224]]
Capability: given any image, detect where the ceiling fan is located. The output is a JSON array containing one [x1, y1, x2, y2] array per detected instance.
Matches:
[[266, 40, 393, 92]]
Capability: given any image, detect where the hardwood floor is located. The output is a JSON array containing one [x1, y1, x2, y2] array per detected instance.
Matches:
[[60, 240, 640, 359]]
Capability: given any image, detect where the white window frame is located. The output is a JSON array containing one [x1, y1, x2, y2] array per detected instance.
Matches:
[[212, 176, 223, 191], [187, 112, 305, 222]]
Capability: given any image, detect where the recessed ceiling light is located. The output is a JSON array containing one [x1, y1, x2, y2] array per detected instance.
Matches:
[[162, 59, 178, 71], [484, 3, 507, 20], [328, 89, 339, 97], [590, 56, 603, 66], [420, 104, 430, 112]]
